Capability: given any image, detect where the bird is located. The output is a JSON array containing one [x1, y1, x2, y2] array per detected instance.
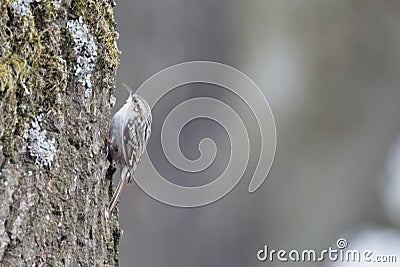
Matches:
[[107, 84, 152, 214]]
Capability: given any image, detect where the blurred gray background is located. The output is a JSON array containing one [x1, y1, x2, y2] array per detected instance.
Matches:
[[112, 1, 400, 266]]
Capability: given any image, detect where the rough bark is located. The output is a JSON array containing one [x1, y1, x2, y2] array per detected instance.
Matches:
[[0, 0, 121, 266]]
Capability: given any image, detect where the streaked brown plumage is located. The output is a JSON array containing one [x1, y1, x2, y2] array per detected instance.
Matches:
[[108, 84, 152, 213]]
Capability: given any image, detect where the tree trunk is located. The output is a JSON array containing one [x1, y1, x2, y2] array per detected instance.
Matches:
[[0, 0, 120, 265]]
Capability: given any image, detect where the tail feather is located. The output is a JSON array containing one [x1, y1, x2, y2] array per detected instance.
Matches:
[[108, 167, 130, 213]]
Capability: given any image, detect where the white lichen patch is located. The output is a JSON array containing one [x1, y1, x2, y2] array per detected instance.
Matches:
[[12, 0, 38, 16], [52, 0, 61, 8], [67, 16, 98, 98], [23, 116, 57, 168]]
